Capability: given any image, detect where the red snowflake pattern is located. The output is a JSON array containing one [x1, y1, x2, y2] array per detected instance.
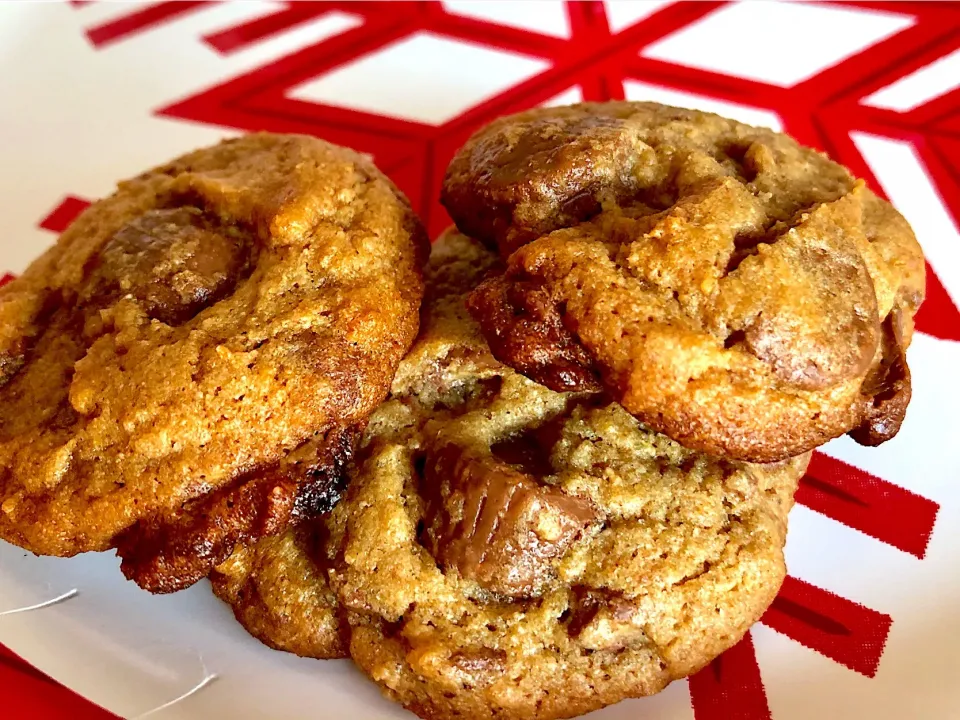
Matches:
[[7, 2, 959, 718]]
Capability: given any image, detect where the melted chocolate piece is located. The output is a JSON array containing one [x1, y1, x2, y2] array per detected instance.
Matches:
[[88, 206, 252, 325], [422, 443, 599, 598], [441, 110, 649, 255], [118, 422, 361, 594], [491, 429, 555, 478], [450, 648, 507, 687], [565, 587, 646, 652], [467, 275, 602, 393], [736, 217, 880, 391], [848, 308, 912, 446]]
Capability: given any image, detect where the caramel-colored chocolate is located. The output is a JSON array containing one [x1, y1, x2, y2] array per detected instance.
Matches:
[[422, 443, 598, 598], [89, 206, 252, 325]]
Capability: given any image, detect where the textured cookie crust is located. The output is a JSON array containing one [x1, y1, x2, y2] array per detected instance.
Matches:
[[443, 102, 925, 461], [210, 523, 347, 659], [0, 133, 428, 592], [331, 230, 809, 720]]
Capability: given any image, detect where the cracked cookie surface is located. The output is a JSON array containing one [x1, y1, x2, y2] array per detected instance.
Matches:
[[443, 102, 925, 461], [0, 133, 428, 592], [216, 230, 809, 719]]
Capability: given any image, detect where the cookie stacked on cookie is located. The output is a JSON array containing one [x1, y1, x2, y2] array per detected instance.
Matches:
[[213, 229, 810, 720], [444, 102, 924, 463], [0, 103, 926, 720], [210, 103, 924, 720], [0, 133, 429, 592]]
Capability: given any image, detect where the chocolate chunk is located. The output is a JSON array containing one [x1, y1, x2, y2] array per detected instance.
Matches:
[[565, 587, 604, 638], [89, 206, 252, 325], [442, 109, 650, 255], [421, 443, 599, 598], [118, 422, 361, 594], [467, 274, 602, 393], [450, 648, 507, 687], [732, 199, 880, 390], [848, 308, 912, 446], [565, 587, 646, 652], [491, 428, 555, 478]]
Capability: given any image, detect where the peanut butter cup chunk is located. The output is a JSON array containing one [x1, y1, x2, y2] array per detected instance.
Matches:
[[421, 443, 600, 599], [444, 102, 925, 462], [0, 133, 428, 592]]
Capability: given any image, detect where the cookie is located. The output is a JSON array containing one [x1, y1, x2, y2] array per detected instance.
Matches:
[[211, 523, 346, 659], [209, 228, 505, 659], [331, 230, 809, 719], [0, 133, 428, 593], [210, 229, 509, 659], [442, 102, 925, 462]]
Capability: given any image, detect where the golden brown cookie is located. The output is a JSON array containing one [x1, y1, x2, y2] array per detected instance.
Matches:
[[0, 133, 428, 593], [211, 523, 346, 659], [442, 102, 925, 462], [208, 228, 506, 660], [217, 230, 806, 718]]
